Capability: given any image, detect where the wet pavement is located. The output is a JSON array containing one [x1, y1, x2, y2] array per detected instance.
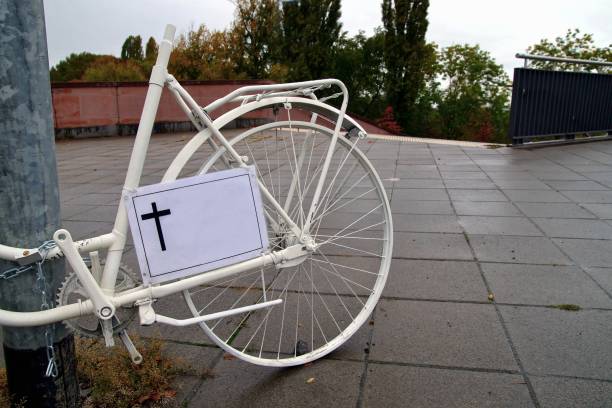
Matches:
[[56, 133, 612, 408]]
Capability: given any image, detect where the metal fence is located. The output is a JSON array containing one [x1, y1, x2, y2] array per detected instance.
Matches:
[[508, 55, 612, 145]]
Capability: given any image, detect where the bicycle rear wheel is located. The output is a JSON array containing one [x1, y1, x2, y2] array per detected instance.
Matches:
[[182, 119, 392, 366]]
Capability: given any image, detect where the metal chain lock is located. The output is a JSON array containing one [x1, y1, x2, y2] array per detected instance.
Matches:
[[0, 240, 59, 377], [33, 241, 59, 378]]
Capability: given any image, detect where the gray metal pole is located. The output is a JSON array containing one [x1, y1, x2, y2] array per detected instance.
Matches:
[[0, 0, 79, 406]]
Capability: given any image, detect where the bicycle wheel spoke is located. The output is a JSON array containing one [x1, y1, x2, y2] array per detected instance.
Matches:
[[313, 253, 374, 298], [310, 257, 379, 277], [321, 241, 384, 258], [322, 221, 387, 244], [180, 120, 391, 366]]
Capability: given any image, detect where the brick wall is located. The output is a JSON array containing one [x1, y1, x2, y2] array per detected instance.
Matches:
[[51, 80, 389, 137]]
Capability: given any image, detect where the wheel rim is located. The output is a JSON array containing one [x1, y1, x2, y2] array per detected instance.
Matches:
[[182, 120, 392, 366]]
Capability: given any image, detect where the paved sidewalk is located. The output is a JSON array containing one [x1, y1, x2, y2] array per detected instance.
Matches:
[[56, 133, 612, 408]]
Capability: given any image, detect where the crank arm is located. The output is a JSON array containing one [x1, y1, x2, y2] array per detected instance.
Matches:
[[53, 229, 116, 320], [118, 328, 143, 364]]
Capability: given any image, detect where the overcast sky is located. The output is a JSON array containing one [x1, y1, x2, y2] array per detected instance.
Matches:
[[43, 0, 611, 76]]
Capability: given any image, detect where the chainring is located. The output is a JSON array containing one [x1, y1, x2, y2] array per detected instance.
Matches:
[[57, 260, 140, 338]]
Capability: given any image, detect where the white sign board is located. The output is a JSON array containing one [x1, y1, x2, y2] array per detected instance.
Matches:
[[124, 167, 269, 285]]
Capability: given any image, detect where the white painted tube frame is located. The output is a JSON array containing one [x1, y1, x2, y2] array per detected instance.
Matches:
[[0, 243, 305, 327], [0, 23, 356, 332]]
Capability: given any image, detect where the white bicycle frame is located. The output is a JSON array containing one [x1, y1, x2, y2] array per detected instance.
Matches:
[[0, 25, 366, 329]]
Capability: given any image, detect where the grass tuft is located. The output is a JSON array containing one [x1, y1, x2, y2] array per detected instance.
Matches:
[[549, 304, 582, 312], [0, 336, 193, 408]]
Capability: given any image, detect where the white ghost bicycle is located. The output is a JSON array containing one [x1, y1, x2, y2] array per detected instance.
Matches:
[[0, 25, 393, 367]]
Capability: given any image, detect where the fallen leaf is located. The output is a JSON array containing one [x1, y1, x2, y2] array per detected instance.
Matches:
[[306, 377, 316, 384], [223, 353, 236, 360]]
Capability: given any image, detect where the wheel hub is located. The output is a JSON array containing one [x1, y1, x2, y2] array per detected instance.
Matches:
[[274, 233, 317, 269]]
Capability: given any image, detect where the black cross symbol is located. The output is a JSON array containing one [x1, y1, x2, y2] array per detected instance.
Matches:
[[141, 202, 172, 251]]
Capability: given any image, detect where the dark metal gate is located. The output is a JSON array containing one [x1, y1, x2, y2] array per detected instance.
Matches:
[[508, 66, 612, 145]]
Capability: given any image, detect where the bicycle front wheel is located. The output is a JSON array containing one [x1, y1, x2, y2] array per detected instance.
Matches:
[[183, 120, 392, 366]]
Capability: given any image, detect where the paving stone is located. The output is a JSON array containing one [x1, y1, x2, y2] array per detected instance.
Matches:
[[438, 165, 481, 173], [469, 235, 572, 265], [503, 190, 569, 203], [396, 158, 435, 165], [530, 171, 586, 181], [439, 171, 488, 180], [396, 164, 437, 172], [531, 218, 612, 239], [65, 192, 119, 206], [453, 201, 521, 216], [560, 190, 612, 204], [514, 202, 596, 219], [586, 267, 612, 295], [52, 134, 612, 408], [163, 343, 221, 406], [392, 214, 462, 233], [531, 376, 612, 408], [580, 203, 612, 219], [392, 188, 449, 201], [544, 180, 609, 190], [370, 300, 518, 370], [190, 359, 362, 407], [390, 200, 454, 214], [493, 179, 552, 190], [97, 184, 124, 194], [444, 179, 497, 189], [60, 220, 112, 240], [65, 205, 119, 222], [363, 365, 533, 408], [483, 264, 612, 308], [486, 171, 538, 181], [392, 179, 445, 188], [554, 238, 612, 267], [566, 164, 612, 173], [500, 306, 612, 378], [448, 189, 508, 202], [384, 260, 487, 301], [394, 170, 441, 179], [393, 232, 473, 260], [60, 204, 93, 219], [459, 216, 542, 236]]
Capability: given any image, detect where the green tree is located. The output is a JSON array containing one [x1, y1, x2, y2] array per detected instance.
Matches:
[[82, 56, 146, 81], [381, 0, 431, 134], [231, 0, 282, 79], [280, 0, 342, 81], [50, 52, 100, 81], [145, 36, 158, 61], [169, 25, 241, 80], [121, 35, 144, 61], [333, 30, 387, 120], [436, 44, 510, 143], [526, 29, 611, 73]]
